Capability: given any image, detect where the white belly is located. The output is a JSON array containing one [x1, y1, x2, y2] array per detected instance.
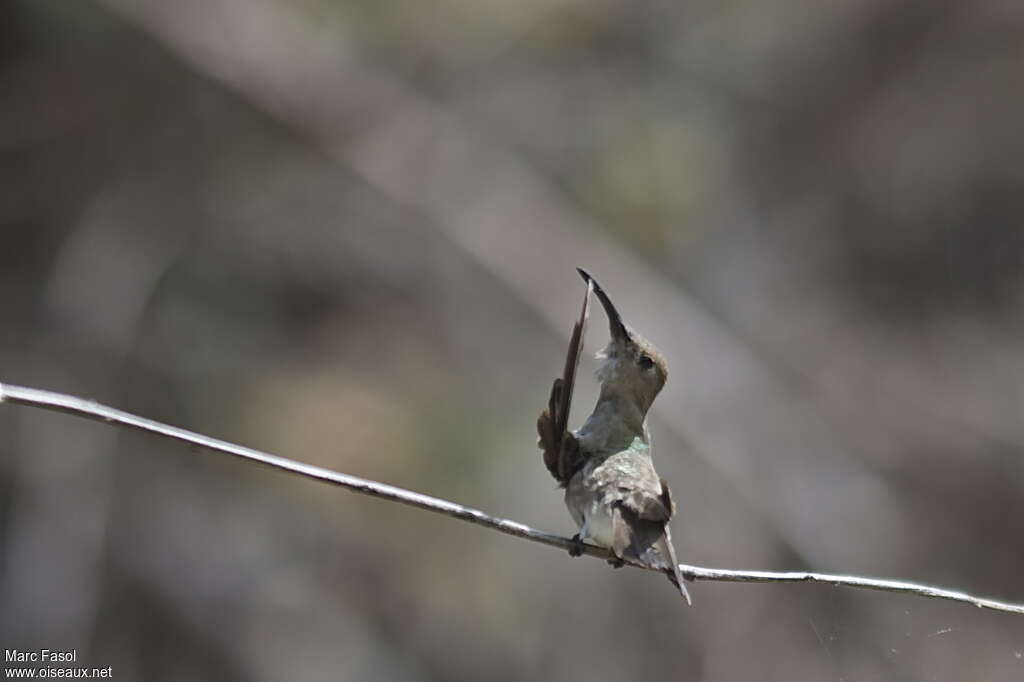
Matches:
[[582, 503, 616, 548]]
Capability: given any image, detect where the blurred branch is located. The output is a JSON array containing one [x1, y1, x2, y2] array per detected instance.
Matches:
[[2, 382, 1022, 616]]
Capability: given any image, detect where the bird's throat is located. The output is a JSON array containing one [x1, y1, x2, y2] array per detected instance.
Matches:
[[578, 394, 648, 453]]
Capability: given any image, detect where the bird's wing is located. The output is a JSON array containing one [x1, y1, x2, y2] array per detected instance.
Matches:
[[611, 483, 691, 605], [537, 278, 592, 487], [615, 475, 675, 522]]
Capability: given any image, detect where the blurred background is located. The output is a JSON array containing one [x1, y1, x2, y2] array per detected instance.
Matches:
[[2, 0, 1024, 679]]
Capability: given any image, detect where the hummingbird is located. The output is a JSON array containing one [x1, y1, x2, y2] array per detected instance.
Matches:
[[537, 268, 691, 605]]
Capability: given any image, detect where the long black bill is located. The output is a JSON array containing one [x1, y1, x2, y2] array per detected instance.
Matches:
[[576, 268, 630, 343]]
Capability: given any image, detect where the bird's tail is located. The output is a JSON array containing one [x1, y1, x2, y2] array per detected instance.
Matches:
[[656, 528, 692, 606]]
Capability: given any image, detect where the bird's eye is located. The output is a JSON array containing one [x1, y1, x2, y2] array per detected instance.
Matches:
[[639, 355, 654, 370]]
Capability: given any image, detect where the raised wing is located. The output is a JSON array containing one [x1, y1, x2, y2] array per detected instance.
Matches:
[[537, 276, 592, 487]]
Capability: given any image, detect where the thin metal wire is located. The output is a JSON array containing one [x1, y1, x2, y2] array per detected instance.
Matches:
[[2, 382, 1022, 615]]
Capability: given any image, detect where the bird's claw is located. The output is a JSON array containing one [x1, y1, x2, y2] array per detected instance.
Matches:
[[607, 557, 625, 569], [568, 534, 584, 557]]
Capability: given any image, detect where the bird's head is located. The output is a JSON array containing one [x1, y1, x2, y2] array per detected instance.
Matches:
[[577, 268, 668, 416]]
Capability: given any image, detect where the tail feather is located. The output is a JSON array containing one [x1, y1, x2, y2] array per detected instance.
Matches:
[[656, 528, 692, 606]]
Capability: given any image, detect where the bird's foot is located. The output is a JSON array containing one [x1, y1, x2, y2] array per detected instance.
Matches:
[[606, 557, 625, 569], [568, 534, 584, 557]]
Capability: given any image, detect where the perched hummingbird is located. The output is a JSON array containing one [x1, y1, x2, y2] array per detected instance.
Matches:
[[538, 268, 691, 605]]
